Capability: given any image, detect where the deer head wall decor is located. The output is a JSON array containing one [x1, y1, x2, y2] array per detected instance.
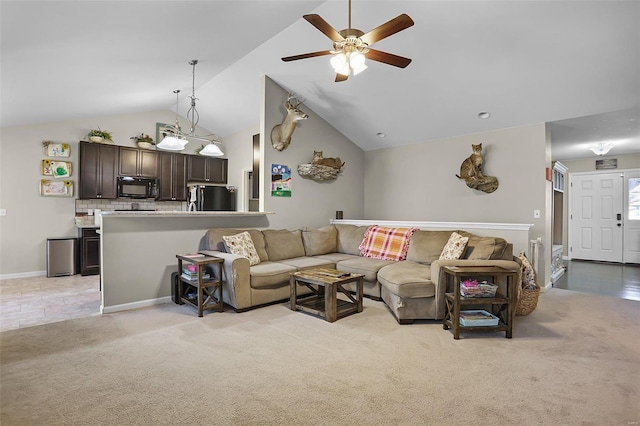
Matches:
[[270, 93, 308, 151]]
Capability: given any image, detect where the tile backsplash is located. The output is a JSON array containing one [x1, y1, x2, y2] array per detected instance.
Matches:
[[75, 199, 186, 214]]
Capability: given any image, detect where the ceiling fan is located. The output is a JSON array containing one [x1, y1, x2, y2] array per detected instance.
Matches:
[[282, 0, 414, 82]]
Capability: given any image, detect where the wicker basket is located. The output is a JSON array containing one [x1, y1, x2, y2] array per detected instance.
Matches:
[[516, 286, 540, 316]]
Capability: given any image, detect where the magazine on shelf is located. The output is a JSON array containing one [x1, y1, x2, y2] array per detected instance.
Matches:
[[459, 310, 500, 326], [181, 273, 210, 281]]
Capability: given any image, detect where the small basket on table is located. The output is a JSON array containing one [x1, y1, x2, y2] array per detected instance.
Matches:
[[460, 279, 498, 298]]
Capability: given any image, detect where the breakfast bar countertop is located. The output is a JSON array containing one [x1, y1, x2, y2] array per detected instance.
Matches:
[[101, 211, 273, 217]]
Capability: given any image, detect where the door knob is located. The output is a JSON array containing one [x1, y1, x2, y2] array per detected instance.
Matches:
[[617, 223, 622, 227]]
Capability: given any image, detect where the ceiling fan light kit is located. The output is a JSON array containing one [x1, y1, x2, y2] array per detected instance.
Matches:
[[156, 60, 223, 155], [282, 0, 414, 81]]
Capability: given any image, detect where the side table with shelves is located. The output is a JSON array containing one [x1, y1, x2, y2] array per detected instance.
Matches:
[[176, 254, 224, 317], [442, 265, 518, 339]]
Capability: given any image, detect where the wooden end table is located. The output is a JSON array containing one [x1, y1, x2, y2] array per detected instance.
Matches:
[[290, 268, 364, 322], [442, 265, 518, 339], [176, 254, 224, 317]]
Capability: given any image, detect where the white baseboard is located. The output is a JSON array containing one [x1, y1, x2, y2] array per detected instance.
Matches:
[[101, 296, 172, 314], [0, 270, 47, 280], [542, 281, 553, 292]]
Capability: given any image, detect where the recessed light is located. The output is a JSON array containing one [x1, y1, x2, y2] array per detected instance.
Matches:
[[478, 112, 491, 119], [376, 132, 386, 138]]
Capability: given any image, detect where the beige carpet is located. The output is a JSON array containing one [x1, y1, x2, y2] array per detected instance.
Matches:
[[1, 288, 638, 425]]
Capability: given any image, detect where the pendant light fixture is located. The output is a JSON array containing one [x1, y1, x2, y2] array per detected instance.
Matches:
[[157, 90, 189, 151], [156, 59, 223, 156]]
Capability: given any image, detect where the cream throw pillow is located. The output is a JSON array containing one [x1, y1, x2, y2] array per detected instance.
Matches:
[[439, 232, 470, 260], [223, 231, 261, 266]]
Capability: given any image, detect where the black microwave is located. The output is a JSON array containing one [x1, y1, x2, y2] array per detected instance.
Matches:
[[117, 177, 158, 199]]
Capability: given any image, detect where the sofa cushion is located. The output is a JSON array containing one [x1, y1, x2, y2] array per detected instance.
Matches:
[[405, 230, 455, 264], [358, 225, 418, 261], [263, 229, 305, 261], [314, 253, 360, 263], [302, 225, 337, 256], [377, 261, 435, 299], [439, 232, 469, 260], [458, 232, 509, 260], [222, 231, 261, 266], [279, 256, 335, 270], [336, 257, 395, 282], [335, 224, 369, 255], [206, 228, 269, 262], [249, 261, 296, 289]]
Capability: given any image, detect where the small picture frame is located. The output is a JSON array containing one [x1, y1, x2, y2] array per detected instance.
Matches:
[[40, 179, 74, 197], [42, 160, 72, 177], [42, 141, 70, 157], [156, 122, 171, 145]]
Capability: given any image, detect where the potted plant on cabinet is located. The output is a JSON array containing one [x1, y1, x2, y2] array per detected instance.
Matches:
[[87, 127, 113, 143], [130, 133, 155, 149]]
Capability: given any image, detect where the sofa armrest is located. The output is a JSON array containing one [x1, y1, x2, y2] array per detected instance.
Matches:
[[199, 250, 251, 310]]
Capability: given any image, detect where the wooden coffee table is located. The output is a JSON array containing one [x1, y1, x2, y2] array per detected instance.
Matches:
[[290, 268, 364, 322]]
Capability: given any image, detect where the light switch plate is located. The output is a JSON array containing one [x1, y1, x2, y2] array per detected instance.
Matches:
[[534, 209, 541, 218], [0, 209, 6, 216]]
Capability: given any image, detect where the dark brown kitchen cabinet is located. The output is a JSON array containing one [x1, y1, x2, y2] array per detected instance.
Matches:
[[79, 227, 100, 276], [119, 147, 157, 177], [79, 141, 118, 199], [187, 156, 227, 184], [157, 152, 187, 201]]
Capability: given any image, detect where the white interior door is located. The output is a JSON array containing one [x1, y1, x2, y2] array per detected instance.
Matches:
[[624, 170, 640, 263], [569, 172, 624, 262]]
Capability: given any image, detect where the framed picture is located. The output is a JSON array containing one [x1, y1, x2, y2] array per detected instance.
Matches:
[[40, 179, 74, 197], [596, 159, 617, 170], [271, 164, 292, 197], [42, 160, 72, 177], [156, 122, 171, 145], [42, 141, 70, 157]]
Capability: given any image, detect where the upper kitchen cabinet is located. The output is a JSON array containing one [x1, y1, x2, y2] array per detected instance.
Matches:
[[119, 147, 157, 178], [79, 141, 118, 199], [187, 156, 227, 184], [157, 152, 187, 201]]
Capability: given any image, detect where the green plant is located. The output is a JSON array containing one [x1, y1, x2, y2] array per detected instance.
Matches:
[[88, 127, 113, 140], [130, 133, 155, 144]]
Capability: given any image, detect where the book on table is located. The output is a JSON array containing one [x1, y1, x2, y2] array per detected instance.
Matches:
[[181, 273, 211, 281], [459, 310, 500, 326]]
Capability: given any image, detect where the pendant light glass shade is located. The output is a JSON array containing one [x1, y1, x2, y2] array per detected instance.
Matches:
[[157, 135, 188, 151], [199, 142, 224, 156]]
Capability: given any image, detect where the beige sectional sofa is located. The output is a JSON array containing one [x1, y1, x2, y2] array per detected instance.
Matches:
[[200, 224, 521, 323]]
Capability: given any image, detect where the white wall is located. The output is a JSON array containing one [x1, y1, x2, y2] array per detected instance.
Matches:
[[261, 76, 365, 229], [363, 123, 548, 283]]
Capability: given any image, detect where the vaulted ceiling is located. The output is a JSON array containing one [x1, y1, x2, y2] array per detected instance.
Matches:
[[1, 1, 638, 161]]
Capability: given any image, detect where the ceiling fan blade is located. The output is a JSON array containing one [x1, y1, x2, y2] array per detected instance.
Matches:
[[303, 14, 344, 42], [335, 73, 349, 82], [366, 49, 412, 68], [360, 14, 414, 46], [282, 50, 332, 62]]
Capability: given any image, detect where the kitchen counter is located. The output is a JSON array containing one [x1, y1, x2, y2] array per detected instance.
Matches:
[[101, 211, 273, 217]]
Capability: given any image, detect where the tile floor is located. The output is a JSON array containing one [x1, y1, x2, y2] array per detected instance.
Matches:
[[0, 274, 101, 332]]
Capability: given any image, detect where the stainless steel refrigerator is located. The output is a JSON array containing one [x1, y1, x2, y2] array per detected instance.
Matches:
[[189, 185, 237, 211]]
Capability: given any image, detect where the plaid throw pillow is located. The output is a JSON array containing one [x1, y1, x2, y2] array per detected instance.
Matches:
[[358, 225, 418, 261]]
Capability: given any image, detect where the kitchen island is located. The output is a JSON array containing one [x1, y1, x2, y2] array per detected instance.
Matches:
[[100, 211, 272, 313]]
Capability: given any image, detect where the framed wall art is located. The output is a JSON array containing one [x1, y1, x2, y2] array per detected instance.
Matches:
[[42, 160, 72, 178], [40, 179, 74, 197], [42, 141, 70, 157], [271, 164, 292, 197]]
